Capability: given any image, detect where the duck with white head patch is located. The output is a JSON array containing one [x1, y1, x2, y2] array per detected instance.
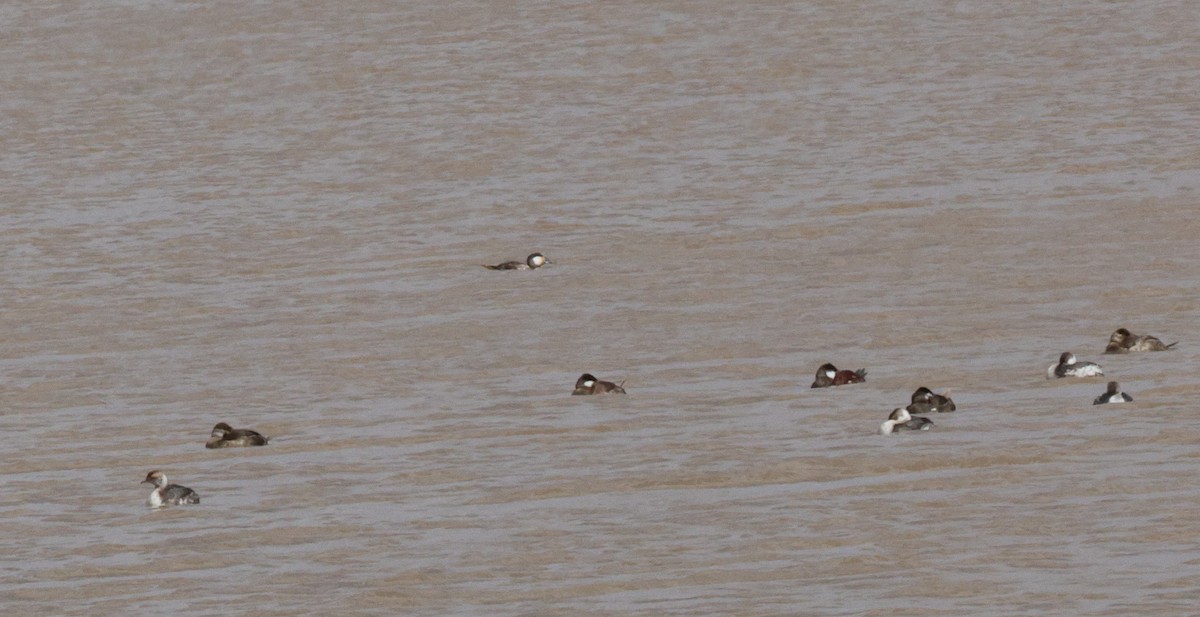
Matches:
[[572, 373, 626, 395], [482, 252, 551, 270], [810, 363, 867, 388]]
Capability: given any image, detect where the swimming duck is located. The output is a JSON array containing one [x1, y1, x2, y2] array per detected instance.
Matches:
[[206, 422, 269, 448], [572, 373, 626, 395], [1047, 352, 1104, 379], [1104, 328, 1177, 354], [1093, 381, 1133, 405], [906, 386, 956, 414], [879, 408, 934, 435], [810, 363, 867, 388], [482, 252, 551, 270], [142, 470, 200, 508]]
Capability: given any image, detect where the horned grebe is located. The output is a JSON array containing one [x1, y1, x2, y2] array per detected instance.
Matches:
[[142, 470, 200, 508]]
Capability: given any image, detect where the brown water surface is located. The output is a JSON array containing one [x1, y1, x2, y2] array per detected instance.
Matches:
[[2, 1, 1199, 615]]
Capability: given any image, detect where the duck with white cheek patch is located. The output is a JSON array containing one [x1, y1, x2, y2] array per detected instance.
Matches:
[[810, 363, 867, 388], [482, 252, 552, 270], [572, 373, 626, 395]]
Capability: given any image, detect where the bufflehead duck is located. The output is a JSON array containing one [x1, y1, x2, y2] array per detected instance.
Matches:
[[1093, 381, 1133, 405], [810, 363, 867, 388], [1047, 352, 1104, 379], [879, 407, 934, 435], [482, 252, 551, 270], [572, 373, 626, 395], [206, 422, 269, 449], [142, 470, 200, 508], [1104, 328, 1177, 354], [906, 386, 956, 414]]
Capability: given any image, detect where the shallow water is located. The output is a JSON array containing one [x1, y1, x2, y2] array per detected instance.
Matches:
[[2, 1, 1199, 615]]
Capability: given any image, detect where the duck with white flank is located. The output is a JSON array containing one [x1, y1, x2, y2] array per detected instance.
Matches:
[[880, 408, 934, 435], [142, 470, 200, 508], [1093, 381, 1133, 405], [1047, 352, 1104, 379], [1104, 328, 1177, 354], [482, 252, 551, 270]]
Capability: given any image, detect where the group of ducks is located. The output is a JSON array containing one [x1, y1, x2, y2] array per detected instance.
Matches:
[[1047, 327, 1176, 406], [809, 363, 957, 435], [143, 253, 569, 507], [488, 255, 630, 398], [488, 255, 631, 396], [140, 422, 270, 507], [143, 254, 623, 508], [143, 373, 628, 508], [143, 252, 1176, 504], [808, 327, 1176, 436]]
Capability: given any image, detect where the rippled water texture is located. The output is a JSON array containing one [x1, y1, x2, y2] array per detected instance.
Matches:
[[3, 1, 1199, 615]]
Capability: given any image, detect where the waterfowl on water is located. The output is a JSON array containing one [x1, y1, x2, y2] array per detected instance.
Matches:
[[482, 252, 551, 270], [906, 386, 956, 414], [142, 470, 200, 508], [206, 422, 269, 449], [880, 407, 934, 435], [1093, 381, 1133, 405], [811, 363, 867, 388], [572, 373, 626, 395], [1047, 352, 1104, 379], [1104, 328, 1177, 354]]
